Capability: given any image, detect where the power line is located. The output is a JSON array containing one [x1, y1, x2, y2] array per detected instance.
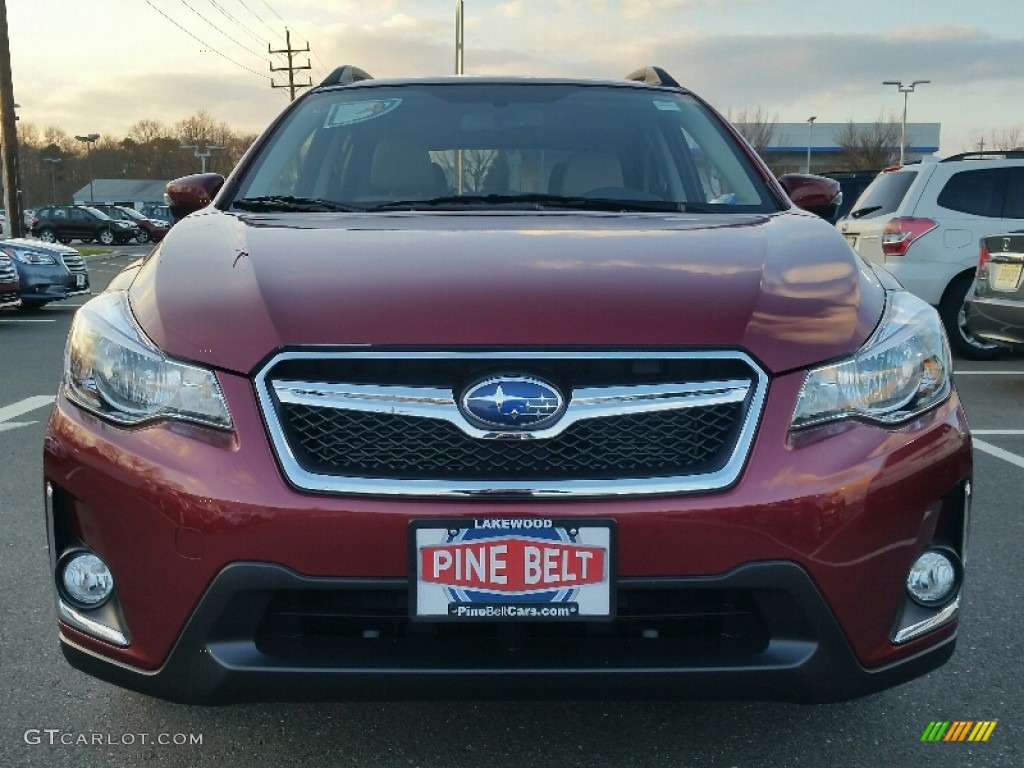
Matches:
[[205, 0, 272, 49], [233, 0, 326, 80], [144, 0, 271, 79], [259, 0, 286, 24], [179, 0, 267, 60], [235, 0, 284, 42]]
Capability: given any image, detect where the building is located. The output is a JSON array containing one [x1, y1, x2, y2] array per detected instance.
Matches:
[[72, 179, 169, 209], [739, 122, 941, 174]]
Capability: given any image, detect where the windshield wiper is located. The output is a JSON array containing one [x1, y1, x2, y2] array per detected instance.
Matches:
[[369, 193, 694, 214], [849, 205, 882, 219], [232, 196, 365, 213]]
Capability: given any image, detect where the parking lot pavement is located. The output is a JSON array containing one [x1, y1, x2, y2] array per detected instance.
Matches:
[[953, 358, 1024, 469]]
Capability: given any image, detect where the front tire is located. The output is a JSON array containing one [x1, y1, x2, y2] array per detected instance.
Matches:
[[98, 229, 115, 246], [940, 274, 1004, 360]]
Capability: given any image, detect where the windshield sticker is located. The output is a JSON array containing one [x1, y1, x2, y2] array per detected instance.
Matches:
[[324, 99, 402, 128], [652, 100, 681, 111]]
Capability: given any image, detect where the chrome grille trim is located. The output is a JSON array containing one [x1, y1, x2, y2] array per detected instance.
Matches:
[[255, 350, 768, 498], [272, 379, 751, 441], [61, 252, 87, 274]]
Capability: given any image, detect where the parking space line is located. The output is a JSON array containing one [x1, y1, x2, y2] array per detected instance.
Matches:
[[974, 440, 1024, 470], [0, 395, 55, 422], [955, 371, 1023, 375], [973, 430, 1024, 435], [0, 318, 56, 323]]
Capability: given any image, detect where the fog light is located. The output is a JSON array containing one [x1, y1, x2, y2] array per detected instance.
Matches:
[[906, 550, 959, 606], [60, 552, 114, 607]]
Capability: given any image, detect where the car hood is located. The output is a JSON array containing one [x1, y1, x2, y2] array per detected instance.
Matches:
[[2, 237, 81, 256], [128, 209, 884, 375]]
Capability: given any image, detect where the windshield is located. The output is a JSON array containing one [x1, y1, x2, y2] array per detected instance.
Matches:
[[83, 206, 112, 221], [846, 169, 917, 220], [231, 82, 777, 214]]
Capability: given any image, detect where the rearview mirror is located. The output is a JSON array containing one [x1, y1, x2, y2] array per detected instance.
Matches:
[[165, 173, 225, 223], [777, 173, 841, 221]]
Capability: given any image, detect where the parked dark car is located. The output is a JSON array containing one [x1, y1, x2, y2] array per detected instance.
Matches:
[[30, 205, 139, 246], [0, 248, 21, 308], [966, 231, 1024, 350], [92, 204, 169, 244], [46, 66, 970, 705], [1, 238, 90, 308], [138, 204, 173, 225]]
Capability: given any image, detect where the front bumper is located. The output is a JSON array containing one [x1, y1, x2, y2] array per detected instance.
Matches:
[[966, 295, 1024, 350], [43, 371, 973, 704], [59, 560, 955, 705], [17, 264, 90, 305]]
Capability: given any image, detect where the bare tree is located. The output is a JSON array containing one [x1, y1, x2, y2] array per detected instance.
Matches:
[[835, 114, 903, 170], [432, 149, 497, 193], [729, 107, 781, 155], [970, 127, 1023, 152], [13, 112, 264, 206]]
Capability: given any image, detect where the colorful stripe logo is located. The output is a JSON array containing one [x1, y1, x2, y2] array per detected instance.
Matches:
[[921, 721, 997, 742]]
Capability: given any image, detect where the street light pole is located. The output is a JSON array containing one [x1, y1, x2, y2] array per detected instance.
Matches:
[[74, 133, 100, 203], [883, 80, 930, 166], [42, 157, 62, 202], [455, 0, 464, 75], [180, 144, 224, 173], [806, 116, 817, 173]]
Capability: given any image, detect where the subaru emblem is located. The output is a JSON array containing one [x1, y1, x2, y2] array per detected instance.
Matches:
[[460, 376, 565, 430]]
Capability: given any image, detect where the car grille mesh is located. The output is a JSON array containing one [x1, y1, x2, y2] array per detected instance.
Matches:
[[280, 401, 741, 479], [257, 352, 765, 496]]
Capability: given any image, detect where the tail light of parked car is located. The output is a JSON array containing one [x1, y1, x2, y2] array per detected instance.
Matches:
[[976, 240, 991, 270], [882, 217, 938, 257]]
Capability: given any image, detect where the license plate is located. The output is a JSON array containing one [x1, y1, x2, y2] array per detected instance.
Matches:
[[410, 518, 615, 621], [991, 263, 1023, 292], [75, 274, 85, 288]]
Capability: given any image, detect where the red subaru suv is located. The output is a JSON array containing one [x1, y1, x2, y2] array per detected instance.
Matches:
[[44, 66, 971, 704]]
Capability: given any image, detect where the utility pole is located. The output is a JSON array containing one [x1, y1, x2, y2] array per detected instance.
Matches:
[[269, 29, 312, 101], [0, 0, 24, 237]]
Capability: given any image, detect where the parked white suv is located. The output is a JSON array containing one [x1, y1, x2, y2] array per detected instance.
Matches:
[[837, 152, 1024, 359]]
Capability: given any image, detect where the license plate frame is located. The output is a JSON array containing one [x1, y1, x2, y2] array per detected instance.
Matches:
[[410, 518, 615, 622], [75, 274, 86, 288]]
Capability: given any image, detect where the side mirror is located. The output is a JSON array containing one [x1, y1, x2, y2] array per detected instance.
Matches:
[[165, 173, 225, 223], [777, 173, 841, 221]]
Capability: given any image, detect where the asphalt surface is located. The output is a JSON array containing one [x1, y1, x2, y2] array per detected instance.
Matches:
[[0, 245, 1021, 767]]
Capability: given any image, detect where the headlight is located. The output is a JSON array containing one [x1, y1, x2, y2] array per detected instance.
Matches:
[[10, 249, 57, 265], [791, 291, 951, 429], [64, 291, 232, 429]]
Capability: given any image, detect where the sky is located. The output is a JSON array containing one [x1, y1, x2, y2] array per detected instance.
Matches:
[[8, 0, 1024, 156]]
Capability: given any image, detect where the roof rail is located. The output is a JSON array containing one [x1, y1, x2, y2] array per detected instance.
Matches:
[[320, 66, 374, 87], [941, 150, 1024, 162], [624, 66, 680, 88]]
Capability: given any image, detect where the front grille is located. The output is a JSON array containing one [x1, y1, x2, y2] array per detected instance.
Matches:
[[251, 585, 775, 668], [256, 351, 767, 497], [281, 401, 741, 480], [61, 252, 86, 274], [0, 259, 15, 283]]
